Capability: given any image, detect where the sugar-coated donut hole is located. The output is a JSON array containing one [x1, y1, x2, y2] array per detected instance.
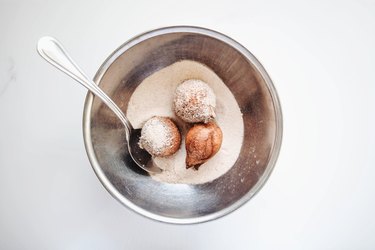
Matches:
[[173, 79, 216, 123], [139, 116, 181, 157]]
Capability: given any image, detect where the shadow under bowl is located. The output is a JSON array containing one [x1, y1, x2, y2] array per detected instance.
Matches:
[[83, 26, 282, 224]]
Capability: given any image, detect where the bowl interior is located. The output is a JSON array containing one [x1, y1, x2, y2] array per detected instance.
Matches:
[[84, 27, 281, 223]]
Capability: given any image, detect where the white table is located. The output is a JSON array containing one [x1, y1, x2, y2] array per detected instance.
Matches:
[[1, 0, 374, 249]]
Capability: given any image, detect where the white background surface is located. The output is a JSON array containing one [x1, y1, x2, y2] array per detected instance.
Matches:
[[1, 0, 375, 249]]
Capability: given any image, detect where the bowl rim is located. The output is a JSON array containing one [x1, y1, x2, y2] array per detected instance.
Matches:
[[82, 26, 283, 224]]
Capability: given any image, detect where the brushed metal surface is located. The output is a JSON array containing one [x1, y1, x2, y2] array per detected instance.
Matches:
[[83, 26, 283, 224]]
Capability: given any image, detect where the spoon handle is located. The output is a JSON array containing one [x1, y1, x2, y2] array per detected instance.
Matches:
[[37, 36, 132, 139]]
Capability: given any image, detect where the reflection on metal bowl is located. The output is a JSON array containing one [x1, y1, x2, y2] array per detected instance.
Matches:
[[83, 26, 282, 224]]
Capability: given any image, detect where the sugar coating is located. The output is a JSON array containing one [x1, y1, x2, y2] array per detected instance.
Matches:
[[139, 117, 177, 156], [174, 79, 216, 123], [126, 60, 244, 184]]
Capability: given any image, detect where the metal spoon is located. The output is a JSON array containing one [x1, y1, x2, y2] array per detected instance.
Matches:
[[37, 36, 162, 174]]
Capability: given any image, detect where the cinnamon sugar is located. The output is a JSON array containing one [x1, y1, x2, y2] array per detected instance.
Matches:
[[139, 117, 174, 156], [126, 60, 244, 184], [174, 79, 216, 123]]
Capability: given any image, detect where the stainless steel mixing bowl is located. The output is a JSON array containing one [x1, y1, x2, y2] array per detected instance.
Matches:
[[83, 26, 282, 224]]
